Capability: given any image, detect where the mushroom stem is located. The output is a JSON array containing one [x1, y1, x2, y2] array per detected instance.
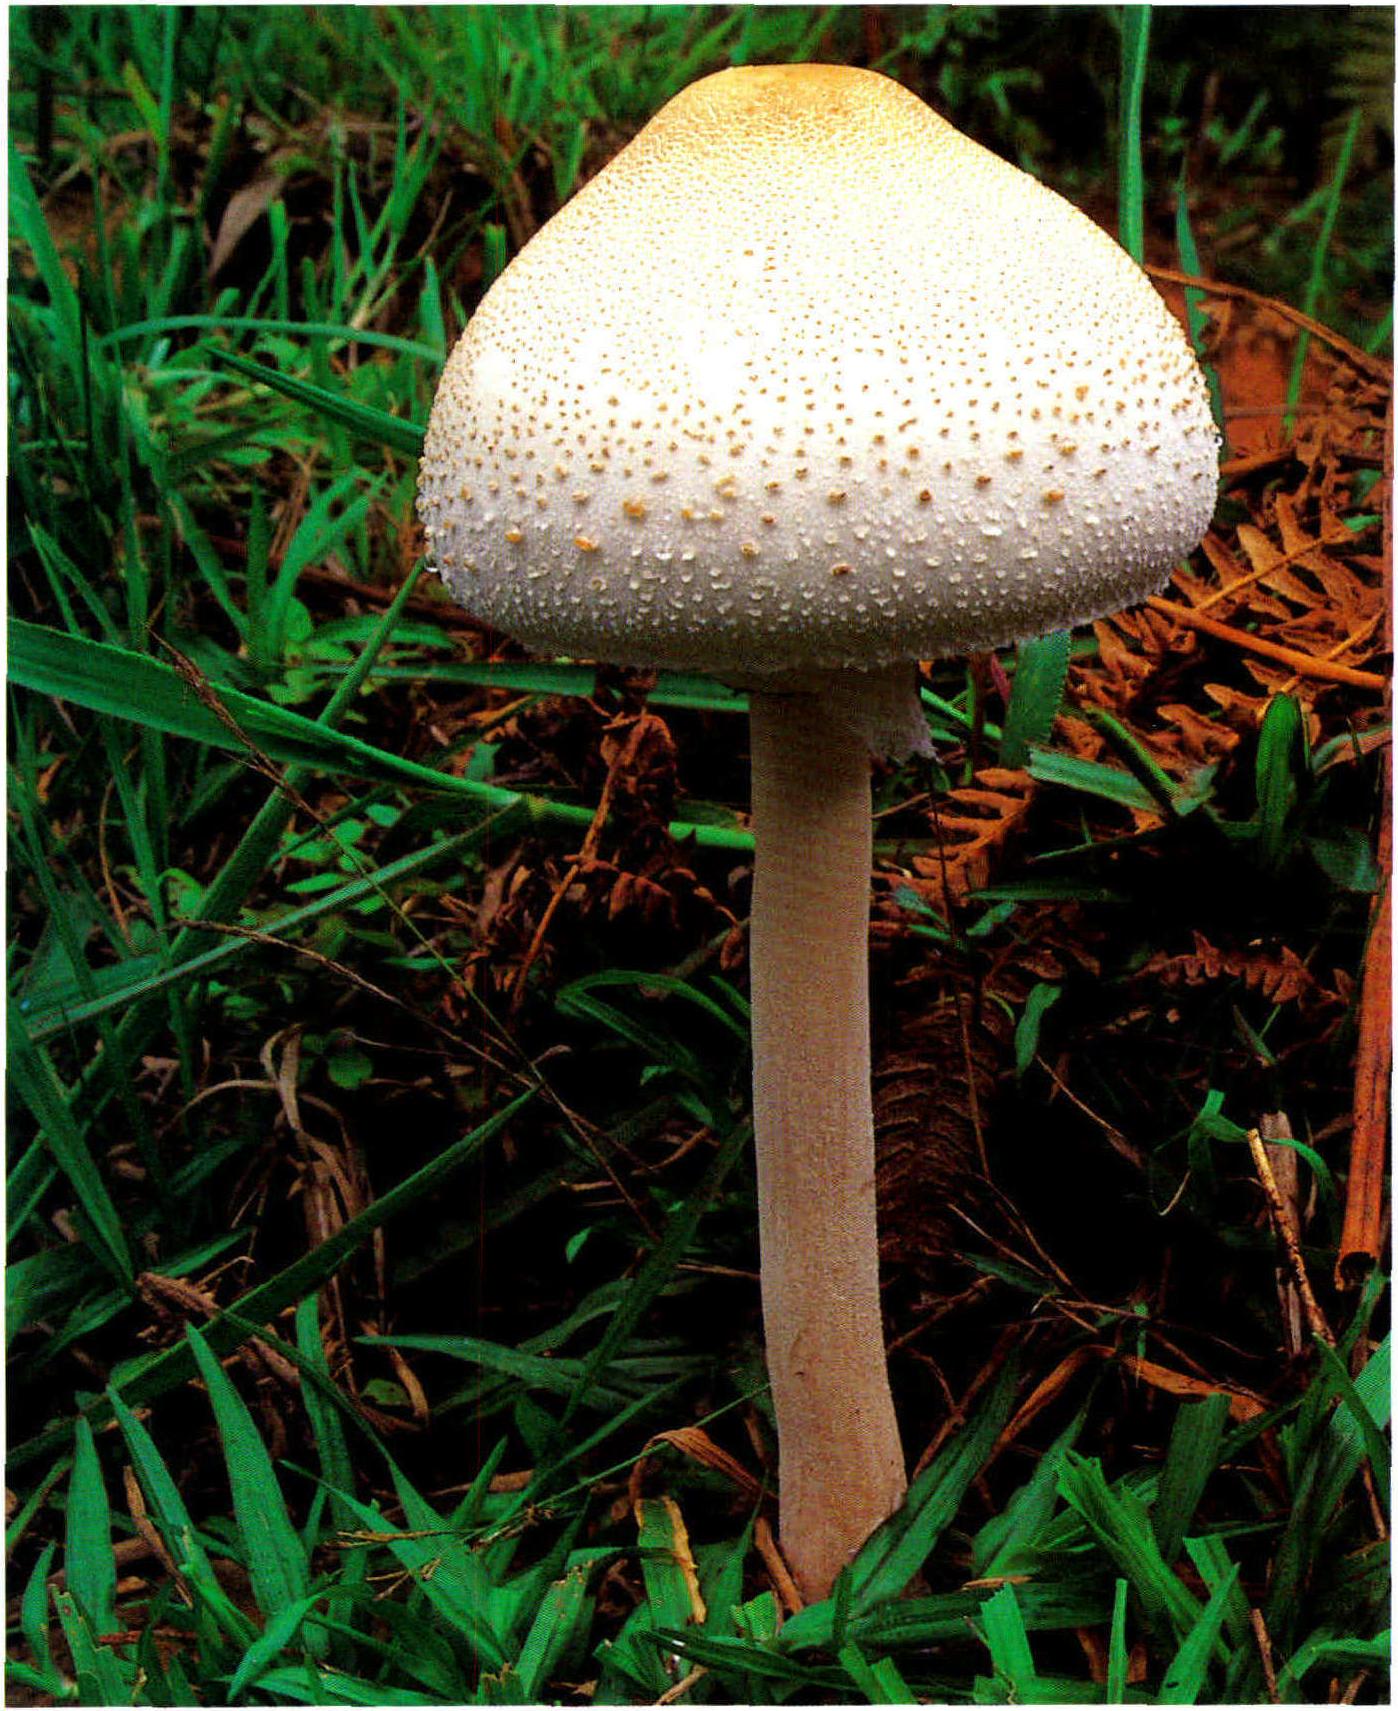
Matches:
[[748, 676, 908, 1601]]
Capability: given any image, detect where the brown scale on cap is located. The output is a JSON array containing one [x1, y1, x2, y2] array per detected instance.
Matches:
[[419, 62, 1217, 672]]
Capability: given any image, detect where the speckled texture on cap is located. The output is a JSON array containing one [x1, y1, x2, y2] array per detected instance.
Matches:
[[418, 63, 1219, 675]]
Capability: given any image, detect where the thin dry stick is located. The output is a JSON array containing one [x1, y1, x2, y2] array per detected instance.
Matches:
[[885, 1275, 996, 1354], [1144, 596, 1388, 690], [1277, 613, 1383, 699], [123, 1464, 190, 1604], [1144, 264, 1394, 384], [1246, 1128, 1333, 1347], [753, 1515, 804, 1615], [96, 775, 134, 948], [1219, 447, 1295, 478], [1336, 396, 1394, 1285], [1035, 1053, 1148, 1170], [1361, 1459, 1389, 1542], [507, 860, 582, 1017], [1250, 1608, 1281, 1705], [656, 1667, 707, 1706], [1337, 753, 1393, 1288], [910, 1327, 1020, 1478], [1260, 1112, 1305, 1357], [951, 979, 990, 1178], [508, 713, 644, 1015]]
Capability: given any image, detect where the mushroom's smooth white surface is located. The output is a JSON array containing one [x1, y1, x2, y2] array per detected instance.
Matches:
[[418, 63, 1219, 1601]]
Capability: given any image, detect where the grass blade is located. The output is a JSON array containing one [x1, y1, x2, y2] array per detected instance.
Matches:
[[19, 1541, 60, 1690], [1157, 1563, 1239, 1703], [99, 314, 442, 360], [294, 1295, 367, 1654], [1313, 1332, 1391, 1516], [9, 137, 82, 354], [974, 1404, 1089, 1575], [65, 1418, 117, 1635], [10, 618, 755, 852], [253, 1664, 438, 1704], [1285, 106, 1362, 426], [1152, 1391, 1231, 1566], [260, 473, 379, 671], [1117, 5, 1151, 264], [185, 1325, 313, 1633], [1028, 747, 1165, 815], [364, 1333, 635, 1410], [1057, 1452, 1202, 1642], [6, 1009, 133, 1284], [1174, 161, 1227, 451], [514, 1560, 597, 1702], [212, 347, 426, 455], [333, 1476, 510, 1671], [637, 1501, 702, 1634], [227, 1594, 327, 1700], [1254, 692, 1306, 869], [1107, 1577, 1130, 1702], [22, 817, 522, 1043], [980, 1582, 1037, 1700], [999, 631, 1071, 767], [1276, 1629, 1391, 1700], [52, 1588, 131, 1704], [558, 1118, 749, 1428], [107, 1385, 256, 1646], [8, 617, 514, 804], [1183, 1535, 1252, 1654], [848, 1360, 1018, 1611], [838, 1640, 913, 1704]]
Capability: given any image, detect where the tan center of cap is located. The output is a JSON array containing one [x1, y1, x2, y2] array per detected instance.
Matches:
[[418, 64, 1218, 674]]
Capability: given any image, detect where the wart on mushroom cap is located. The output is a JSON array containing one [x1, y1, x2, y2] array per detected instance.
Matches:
[[418, 63, 1219, 682]]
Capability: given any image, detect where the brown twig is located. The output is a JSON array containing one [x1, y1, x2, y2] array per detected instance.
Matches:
[[1250, 1607, 1281, 1705], [1035, 1054, 1148, 1170], [1260, 1112, 1305, 1356], [1276, 614, 1384, 699], [656, 1668, 707, 1705], [910, 1327, 1021, 1478], [885, 1275, 996, 1354], [1246, 1128, 1333, 1346], [508, 714, 645, 1016], [754, 1514, 804, 1615], [951, 978, 990, 1178], [1219, 447, 1296, 479], [1144, 596, 1388, 690], [300, 562, 483, 627], [1145, 264, 1394, 384], [1337, 748, 1392, 1287], [96, 775, 133, 948]]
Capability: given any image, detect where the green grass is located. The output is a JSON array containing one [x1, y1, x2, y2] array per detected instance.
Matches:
[[7, 5, 1391, 1705]]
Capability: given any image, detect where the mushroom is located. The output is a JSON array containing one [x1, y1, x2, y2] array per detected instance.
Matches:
[[418, 64, 1218, 1600]]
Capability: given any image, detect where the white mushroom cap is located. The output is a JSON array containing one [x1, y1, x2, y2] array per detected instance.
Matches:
[[418, 64, 1219, 677]]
